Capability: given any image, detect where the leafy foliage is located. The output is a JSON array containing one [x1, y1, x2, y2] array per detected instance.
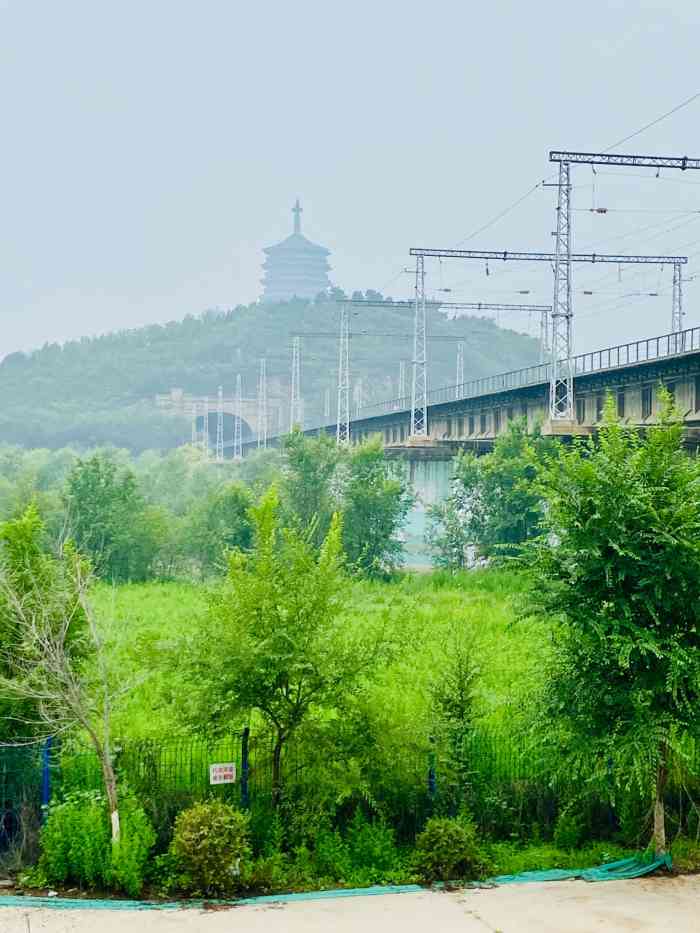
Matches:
[[182, 481, 253, 574], [63, 454, 165, 582], [39, 792, 110, 888], [429, 420, 555, 563], [340, 439, 413, 577], [170, 800, 251, 896], [0, 505, 88, 739], [530, 394, 700, 852], [280, 429, 337, 547], [185, 487, 388, 799], [413, 815, 485, 882], [39, 791, 155, 895], [425, 492, 471, 571]]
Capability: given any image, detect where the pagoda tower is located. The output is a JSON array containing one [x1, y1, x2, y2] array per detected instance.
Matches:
[[260, 200, 332, 302]]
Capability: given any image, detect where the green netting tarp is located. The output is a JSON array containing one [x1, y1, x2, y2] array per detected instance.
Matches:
[[488, 854, 672, 885]]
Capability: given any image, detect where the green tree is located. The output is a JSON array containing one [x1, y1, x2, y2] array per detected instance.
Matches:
[[183, 481, 253, 574], [0, 507, 125, 841], [531, 396, 700, 854], [0, 505, 87, 739], [186, 487, 386, 803], [280, 429, 338, 548], [426, 490, 471, 571], [339, 439, 413, 577], [63, 454, 164, 581], [448, 419, 554, 560]]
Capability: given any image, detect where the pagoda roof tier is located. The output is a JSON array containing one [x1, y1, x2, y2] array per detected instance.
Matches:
[[263, 232, 330, 256], [262, 256, 331, 270], [259, 199, 334, 303]]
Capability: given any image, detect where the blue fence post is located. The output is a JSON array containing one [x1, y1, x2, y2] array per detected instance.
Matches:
[[427, 735, 437, 806], [241, 728, 250, 810], [41, 736, 53, 823]]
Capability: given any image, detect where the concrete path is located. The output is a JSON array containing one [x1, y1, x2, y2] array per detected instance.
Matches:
[[1, 876, 698, 932]]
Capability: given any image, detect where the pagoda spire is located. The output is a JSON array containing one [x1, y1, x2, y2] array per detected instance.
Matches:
[[292, 198, 302, 235]]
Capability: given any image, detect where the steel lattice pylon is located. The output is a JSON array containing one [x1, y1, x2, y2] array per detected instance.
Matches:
[[539, 307, 550, 363], [290, 337, 302, 430], [215, 386, 224, 462], [257, 359, 268, 449], [550, 160, 574, 420], [201, 396, 209, 458], [455, 342, 464, 398], [233, 375, 242, 460], [354, 377, 363, 418], [336, 304, 350, 445], [672, 262, 684, 333], [324, 387, 330, 419], [411, 255, 428, 436], [398, 359, 406, 399], [191, 401, 198, 447]]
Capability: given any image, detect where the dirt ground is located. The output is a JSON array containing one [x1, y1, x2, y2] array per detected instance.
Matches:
[[1, 876, 698, 933]]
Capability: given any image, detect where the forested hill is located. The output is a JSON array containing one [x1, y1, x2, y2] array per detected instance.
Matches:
[[0, 295, 540, 451]]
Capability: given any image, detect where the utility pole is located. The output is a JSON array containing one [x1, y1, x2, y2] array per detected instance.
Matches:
[[202, 396, 209, 458], [215, 386, 224, 462], [539, 307, 550, 363], [354, 377, 363, 418], [324, 387, 330, 419], [455, 342, 464, 399], [551, 158, 573, 419], [398, 359, 406, 400], [233, 374, 242, 460], [257, 359, 268, 449], [672, 262, 684, 333], [191, 401, 198, 447], [290, 336, 301, 430], [336, 303, 350, 445], [411, 254, 427, 437]]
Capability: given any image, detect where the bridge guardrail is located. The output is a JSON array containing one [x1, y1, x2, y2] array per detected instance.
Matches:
[[352, 325, 700, 421]]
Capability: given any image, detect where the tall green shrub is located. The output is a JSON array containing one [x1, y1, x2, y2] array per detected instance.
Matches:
[[170, 800, 251, 896], [39, 792, 154, 895], [531, 394, 700, 854]]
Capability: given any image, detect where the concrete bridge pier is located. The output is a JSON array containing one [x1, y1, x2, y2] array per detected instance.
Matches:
[[385, 442, 455, 569]]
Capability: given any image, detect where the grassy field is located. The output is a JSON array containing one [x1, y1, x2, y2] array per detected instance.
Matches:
[[91, 569, 549, 745]]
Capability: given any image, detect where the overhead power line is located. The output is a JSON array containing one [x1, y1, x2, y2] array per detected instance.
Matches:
[[603, 91, 700, 152]]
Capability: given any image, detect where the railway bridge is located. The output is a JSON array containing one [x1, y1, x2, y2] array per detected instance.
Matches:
[[243, 325, 700, 563]]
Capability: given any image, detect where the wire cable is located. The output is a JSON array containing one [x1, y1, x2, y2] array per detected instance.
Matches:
[[603, 91, 700, 152]]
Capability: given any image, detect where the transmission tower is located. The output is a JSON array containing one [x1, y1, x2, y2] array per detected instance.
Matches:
[[411, 248, 687, 424], [398, 359, 406, 399], [411, 255, 427, 437], [191, 401, 198, 447], [336, 304, 350, 445], [672, 262, 684, 333], [290, 336, 302, 430], [324, 387, 330, 419], [548, 148, 700, 393], [551, 159, 573, 419], [202, 396, 209, 458], [233, 374, 242, 460], [354, 377, 363, 417], [539, 307, 550, 363], [257, 359, 268, 449], [455, 342, 464, 399], [215, 386, 224, 462]]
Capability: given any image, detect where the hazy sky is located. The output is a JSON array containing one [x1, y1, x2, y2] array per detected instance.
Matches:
[[3, 0, 700, 358]]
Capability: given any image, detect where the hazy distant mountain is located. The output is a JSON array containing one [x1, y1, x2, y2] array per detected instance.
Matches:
[[0, 296, 539, 451]]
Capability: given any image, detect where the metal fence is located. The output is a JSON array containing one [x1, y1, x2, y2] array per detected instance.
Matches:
[[0, 745, 44, 863], [5, 727, 700, 852]]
